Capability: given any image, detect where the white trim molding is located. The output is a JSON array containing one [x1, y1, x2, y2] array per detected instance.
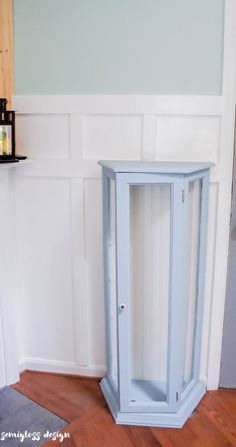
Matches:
[[0, 167, 20, 387], [19, 358, 106, 378], [13, 95, 222, 116], [206, 0, 236, 390]]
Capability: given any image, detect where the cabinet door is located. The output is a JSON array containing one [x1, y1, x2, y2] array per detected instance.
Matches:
[[116, 173, 184, 413]]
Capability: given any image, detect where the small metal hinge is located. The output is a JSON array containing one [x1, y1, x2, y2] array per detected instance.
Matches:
[[182, 190, 185, 203], [176, 391, 179, 402]]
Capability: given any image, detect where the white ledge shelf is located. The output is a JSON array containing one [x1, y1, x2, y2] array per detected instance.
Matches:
[[0, 159, 32, 169]]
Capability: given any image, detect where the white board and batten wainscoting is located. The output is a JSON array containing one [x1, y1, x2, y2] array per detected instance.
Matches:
[[10, 2, 236, 391]]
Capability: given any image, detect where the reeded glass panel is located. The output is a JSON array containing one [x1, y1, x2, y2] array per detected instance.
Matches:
[[129, 184, 171, 403], [182, 179, 202, 389], [108, 178, 118, 390]]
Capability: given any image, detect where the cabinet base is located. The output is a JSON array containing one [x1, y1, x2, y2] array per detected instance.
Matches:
[[100, 377, 206, 428]]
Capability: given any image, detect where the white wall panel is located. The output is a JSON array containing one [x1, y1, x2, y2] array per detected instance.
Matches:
[[157, 116, 220, 162], [15, 114, 70, 159], [84, 115, 142, 160], [15, 177, 75, 362]]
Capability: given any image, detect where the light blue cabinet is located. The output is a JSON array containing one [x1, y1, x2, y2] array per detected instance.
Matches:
[[98, 161, 213, 428]]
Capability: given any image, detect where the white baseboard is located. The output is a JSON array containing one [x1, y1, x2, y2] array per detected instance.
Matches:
[[19, 357, 106, 378], [18, 358, 211, 392], [199, 374, 208, 387]]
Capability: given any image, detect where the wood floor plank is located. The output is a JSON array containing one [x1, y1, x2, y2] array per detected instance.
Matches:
[[11, 371, 236, 447], [187, 408, 233, 447], [12, 370, 107, 423], [199, 392, 236, 446], [44, 414, 135, 447], [152, 423, 197, 447], [125, 425, 162, 447]]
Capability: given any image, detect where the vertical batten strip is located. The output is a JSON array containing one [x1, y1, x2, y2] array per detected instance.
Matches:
[[142, 115, 157, 160], [70, 178, 89, 367], [70, 114, 86, 160]]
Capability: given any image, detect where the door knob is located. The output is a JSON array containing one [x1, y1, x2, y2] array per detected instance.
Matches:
[[119, 303, 127, 311]]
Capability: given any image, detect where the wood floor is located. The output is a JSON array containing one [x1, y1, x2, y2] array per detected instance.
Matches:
[[12, 371, 236, 447]]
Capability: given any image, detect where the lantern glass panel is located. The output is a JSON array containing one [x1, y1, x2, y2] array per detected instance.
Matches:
[[108, 178, 118, 390], [182, 179, 202, 389], [0, 125, 12, 156], [129, 184, 171, 403]]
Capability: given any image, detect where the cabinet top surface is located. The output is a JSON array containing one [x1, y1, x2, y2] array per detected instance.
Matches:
[[98, 160, 214, 174]]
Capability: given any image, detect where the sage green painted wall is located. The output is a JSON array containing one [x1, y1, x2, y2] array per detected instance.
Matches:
[[14, 0, 224, 94]]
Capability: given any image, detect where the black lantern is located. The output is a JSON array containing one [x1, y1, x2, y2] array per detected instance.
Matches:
[[0, 98, 15, 160]]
